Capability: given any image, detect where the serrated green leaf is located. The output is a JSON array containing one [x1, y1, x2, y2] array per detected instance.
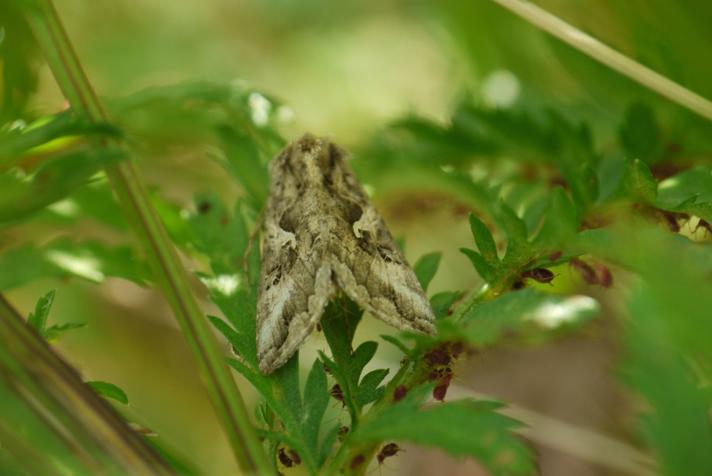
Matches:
[[413, 252, 441, 291], [208, 315, 251, 361], [468, 213, 498, 264], [208, 285, 259, 367], [227, 358, 280, 419], [350, 341, 378, 385], [321, 299, 369, 423], [626, 159, 657, 203], [227, 354, 320, 471], [497, 202, 527, 243], [351, 385, 534, 476], [86, 381, 129, 405], [430, 291, 461, 319], [27, 290, 55, 334], [460, 248, 495, 283], [356, 369, 389, 407], [43, 322, 86, 342]]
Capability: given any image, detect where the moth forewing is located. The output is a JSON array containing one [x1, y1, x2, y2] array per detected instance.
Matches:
[[256, 134, 436, 374]]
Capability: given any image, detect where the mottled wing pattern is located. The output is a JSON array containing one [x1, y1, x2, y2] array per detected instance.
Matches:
[[256, 144, 335, 374], [256, 135, 436, 374], [326, 148, 436, 335]]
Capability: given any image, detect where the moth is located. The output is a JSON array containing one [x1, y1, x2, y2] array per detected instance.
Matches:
[[256, 134, 436, 374]]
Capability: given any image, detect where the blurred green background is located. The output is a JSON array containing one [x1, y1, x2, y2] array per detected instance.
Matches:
[[2, 0, 712, 474]]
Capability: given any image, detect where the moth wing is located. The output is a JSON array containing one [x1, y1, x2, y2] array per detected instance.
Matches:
[[256, 158, 335, 373], [256, 252, 333, 374], [332, 227, 436, 335], [329, 165, 436, 335]]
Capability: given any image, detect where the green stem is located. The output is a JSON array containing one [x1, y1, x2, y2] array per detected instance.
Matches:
[[0, 293, 174, 475], [23, 1, 271, 473], [327, 283, 496, 475], [492, 0, 712, 121], [449, 283, 492, 323]]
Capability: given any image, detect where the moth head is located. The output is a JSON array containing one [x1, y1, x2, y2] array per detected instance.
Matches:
[[288, 133, 343, 177]]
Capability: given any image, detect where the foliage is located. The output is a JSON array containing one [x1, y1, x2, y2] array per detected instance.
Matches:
[[2, 1, 712, 475]]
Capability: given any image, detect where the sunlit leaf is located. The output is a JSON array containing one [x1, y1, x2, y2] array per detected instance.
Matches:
[[86, 381, 129, 405]]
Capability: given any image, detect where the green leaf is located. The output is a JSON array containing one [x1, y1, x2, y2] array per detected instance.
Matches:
[[207, 315, 252, 362], [86, 381, 129, 405], [625, 159, 657, 203], [0, 147, 125, 224], [656, 167, 712, 221], [413, 252, 441, 291], [430, 291, 461, 319], [356, 369, 389, 407], [207, 283, 259, 367], [0, 244, 63, 291], [321, 300, 377, 421], [619, 103, 662, 164], [45, 239, 151, 285], [0, 239, 150, 291], [533, 187, 578, 248], [468, 213, 498, 264], [219, 128, 270, 209], [579, 226, 712, 378], [379, 334, 412, 357], [497, 203, 528, 244], [26, 290, 84, 341], [350, 342, 378, 388], [186, 194, 251, 274], [496, 202, 531, 264], [351, 385, 534, 476], [274, 355, 302, 425], [319, 424, 341, 467], [624, 286, 712, 476], [0, 112, 120, 165], [43, 322, 86, 342], [302, 360, 329, 458], [460, 248, 496, 283], [27, 289, 55, 334]]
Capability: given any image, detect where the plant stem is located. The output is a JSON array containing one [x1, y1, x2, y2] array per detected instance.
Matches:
[[492, 0, 712, 121], [23, 1, 272, 473], [0, 293, 175, 475]]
